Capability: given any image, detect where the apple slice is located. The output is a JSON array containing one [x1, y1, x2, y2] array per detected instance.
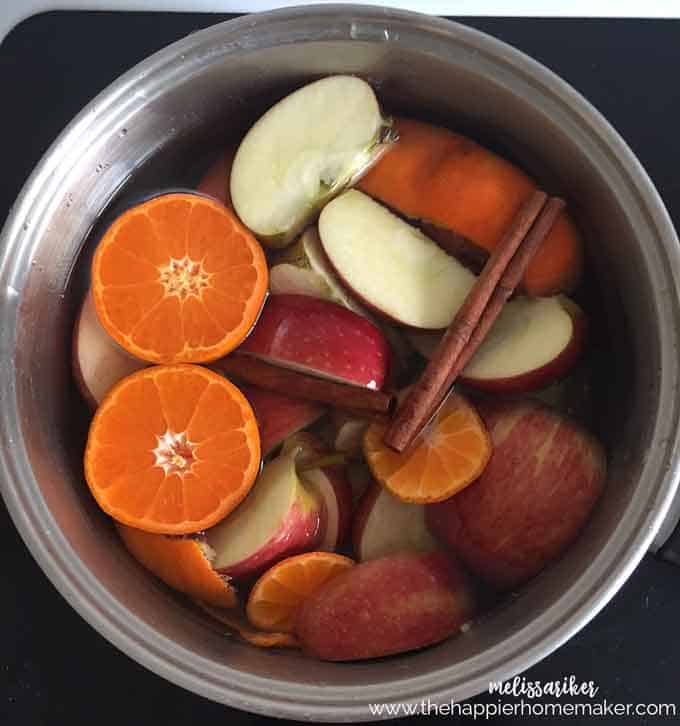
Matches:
[[206, 450, 322, 580], [353, 481, 438, 562], [408, 296, 584, 393], [318, 189, 476, 329], [238, 384, 326, 457], [270, 228, 367, 313], [72, 293, 146, 409], [230, 75, 396, 247], [282, 433, 353, 553], [462, 296, 585, 392], [270, 228, 414, 385], [238, 294, 390, 390]]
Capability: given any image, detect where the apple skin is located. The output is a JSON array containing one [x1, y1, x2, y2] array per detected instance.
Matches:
[[196, 149, 235, 207], [426, 398, 606, 590], [206, 452, 323, 580], [295, 551, 476, 661], [282, 432, 353, 552], [72, 292, 146, 409], [238, 294, 390, 390], [352, 481, 438, 562], [238, 383, 325, 457]]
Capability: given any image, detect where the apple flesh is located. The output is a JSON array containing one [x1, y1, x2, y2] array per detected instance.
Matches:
[[238, 294, 390, 390], [330, 412, 369, 459], [72, 292, 146, 409], [295, 551, 476, 661], [270, 227, 367, 313], [426, 398, 606, 590], [353, 481, 438, 562], [408, 296, 585, 393], [282, 433, 353, 553], [237, 384, 326, 457], [230, 75, 397, 247], [318, 189, 476, 329], [206, 450, 322, 580]]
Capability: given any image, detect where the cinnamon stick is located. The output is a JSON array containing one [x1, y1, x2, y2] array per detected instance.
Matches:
[[218, 354, 394, 415], [384, 194, 565, 453]]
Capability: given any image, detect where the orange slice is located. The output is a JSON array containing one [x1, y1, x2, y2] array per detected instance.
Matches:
[[117, 523, 237, 609], [246, 552, 355, 633], [84, 365, 261, 534], [196, 601, 300, 649], [91, 192, 268, 364], [363, 392, 491, 503]]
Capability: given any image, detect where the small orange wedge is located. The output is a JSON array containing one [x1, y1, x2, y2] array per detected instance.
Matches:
[[246, 552, 355, 633], [84, 365, 260, 534], [117, 523, 237, 609], [363, 392, 491, 503], [91, 192, 268, 364]]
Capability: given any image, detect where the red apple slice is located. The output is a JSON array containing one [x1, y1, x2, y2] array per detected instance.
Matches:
[[318, 189, 476, 329], [238, 294, 390, 390], [282, 433, 353, 553], [462, 296, 585, 392], [353, 481, 438, 562], [408, 296, 584, 393], [72, 293, 147, 409], [206, 450, 322, 580], [238, 384, 325, 457], [270, 228, 414, 386]]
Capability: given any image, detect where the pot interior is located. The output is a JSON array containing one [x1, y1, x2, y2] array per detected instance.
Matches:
[[6, 10, 679, 718]]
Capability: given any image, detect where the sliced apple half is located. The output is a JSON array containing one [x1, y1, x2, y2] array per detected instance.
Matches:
[[462, 296, 585, 392], [352, 481, 438, 562], [72, 292, 147, 409], [206, 450, 322, 580], [318, 190, 476, 329], [283, 432, 353, 553], [238, 293, 390, 390], [230, 76, 397, 247]]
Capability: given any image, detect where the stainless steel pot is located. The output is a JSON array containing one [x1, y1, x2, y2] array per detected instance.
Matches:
[[1, 5, 680, 721]]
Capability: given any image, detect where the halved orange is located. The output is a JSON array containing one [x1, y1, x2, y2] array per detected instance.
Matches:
[[91, 192, 268, 364], [197, 601, 300, 649], [84, 365, 261, 534], [117, 523, 237, 609], [363, 392, 491, 503], [246, 552, 355, 633]]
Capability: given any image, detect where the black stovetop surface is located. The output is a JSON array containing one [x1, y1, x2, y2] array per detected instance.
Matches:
[[1, 12, 680, 726]]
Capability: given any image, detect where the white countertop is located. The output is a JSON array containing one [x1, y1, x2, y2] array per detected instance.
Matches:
[[2, 0, 680, 44]]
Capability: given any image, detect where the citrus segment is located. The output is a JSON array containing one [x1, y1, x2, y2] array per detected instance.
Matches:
[[84, 365, 261, 534], [246, 552, 355, 633], [91, 192, 268, 364], [363, 393, 491, 503], [117, 523, 237, 609]]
